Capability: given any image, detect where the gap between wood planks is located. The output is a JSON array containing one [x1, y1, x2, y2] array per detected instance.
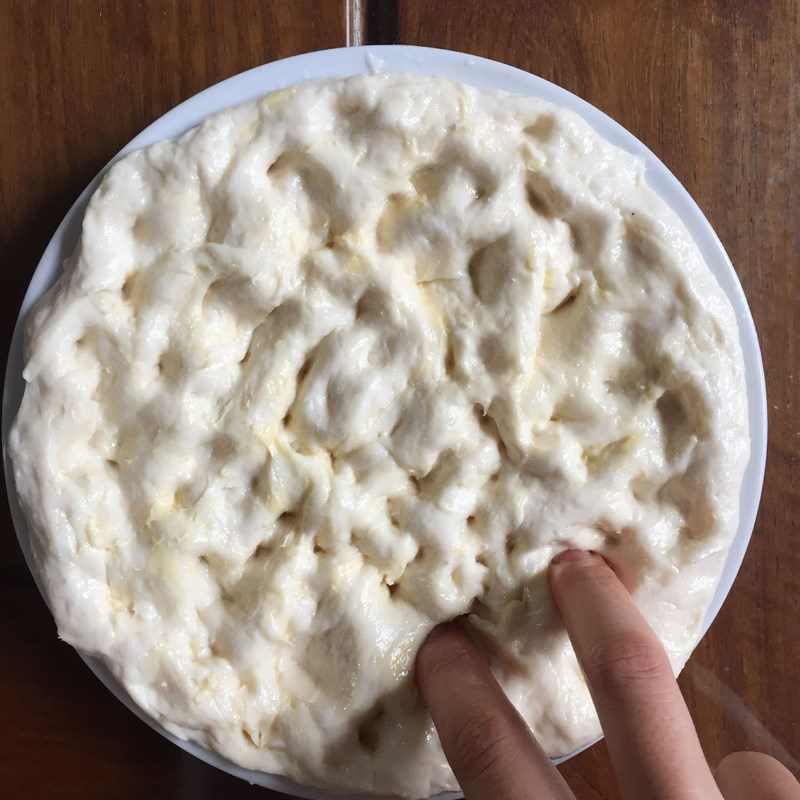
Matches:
[[346, 0, 398, 46]]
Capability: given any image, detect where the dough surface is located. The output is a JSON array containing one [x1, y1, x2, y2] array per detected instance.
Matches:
[[10, 74, 749, 797]]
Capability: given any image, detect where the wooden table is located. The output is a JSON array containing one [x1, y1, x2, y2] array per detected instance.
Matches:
[[1, 2, 797, 797]]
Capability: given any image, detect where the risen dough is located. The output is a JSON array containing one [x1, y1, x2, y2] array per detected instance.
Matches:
[[10, 74, 749, 797]]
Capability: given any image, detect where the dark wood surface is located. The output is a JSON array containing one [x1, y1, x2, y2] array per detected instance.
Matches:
[[1, 2, 797, 798]]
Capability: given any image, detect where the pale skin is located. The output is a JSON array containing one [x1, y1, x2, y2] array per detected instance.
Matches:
[[416, 549, 799, 800]]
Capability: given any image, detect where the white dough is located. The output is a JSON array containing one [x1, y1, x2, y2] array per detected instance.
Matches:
[[10, 74, 749, 797]]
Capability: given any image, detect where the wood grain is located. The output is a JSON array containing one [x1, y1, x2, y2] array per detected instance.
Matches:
[[1, 1, 798, 798]]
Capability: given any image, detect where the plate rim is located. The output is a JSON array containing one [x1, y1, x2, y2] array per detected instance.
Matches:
[[1, 43, 768, 800]]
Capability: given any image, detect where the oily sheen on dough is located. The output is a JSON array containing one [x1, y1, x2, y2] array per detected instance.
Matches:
[[11, 74, 749, 797]]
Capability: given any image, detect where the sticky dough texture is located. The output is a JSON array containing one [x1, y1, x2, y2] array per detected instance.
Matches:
[[11, 74, 748, 797]]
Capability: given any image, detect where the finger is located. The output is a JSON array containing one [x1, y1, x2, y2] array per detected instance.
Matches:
[[549, 549, 723, 800], [416, 621, 574, 800], [716, 752, 800, 800]]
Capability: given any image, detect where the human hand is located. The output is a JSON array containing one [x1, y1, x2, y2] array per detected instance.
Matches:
[[416, 549, 799, 799]]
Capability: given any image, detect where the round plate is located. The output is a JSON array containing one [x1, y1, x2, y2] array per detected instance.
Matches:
[[1, 45, 767, 800]]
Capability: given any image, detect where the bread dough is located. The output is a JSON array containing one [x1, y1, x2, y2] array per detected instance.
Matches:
[[10, 74, 749, 797]]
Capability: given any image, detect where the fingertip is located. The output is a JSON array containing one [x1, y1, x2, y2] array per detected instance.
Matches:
[[417, 619, 469, 662], [415, 620, 478, 692], [550, 548, 600, 567], [421, 618, 461, 645], [548, 548, 607, 589]]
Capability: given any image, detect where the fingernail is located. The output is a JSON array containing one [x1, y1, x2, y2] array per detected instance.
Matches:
[[550, 548, 598, 567]]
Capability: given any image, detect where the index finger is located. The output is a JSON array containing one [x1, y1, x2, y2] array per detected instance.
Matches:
[[416, 621, 574, 800], [549, 549, 723, 800]]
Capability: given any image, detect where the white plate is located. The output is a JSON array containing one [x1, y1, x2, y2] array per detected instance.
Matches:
[[2, 45, 767, 800]]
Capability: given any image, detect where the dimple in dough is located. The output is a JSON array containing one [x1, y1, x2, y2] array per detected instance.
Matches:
[[10, 74, 749, 798]]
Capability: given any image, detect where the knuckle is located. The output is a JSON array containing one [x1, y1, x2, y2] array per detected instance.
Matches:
[[452, 710, 511, 782], [585, 633, 670, 692]]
